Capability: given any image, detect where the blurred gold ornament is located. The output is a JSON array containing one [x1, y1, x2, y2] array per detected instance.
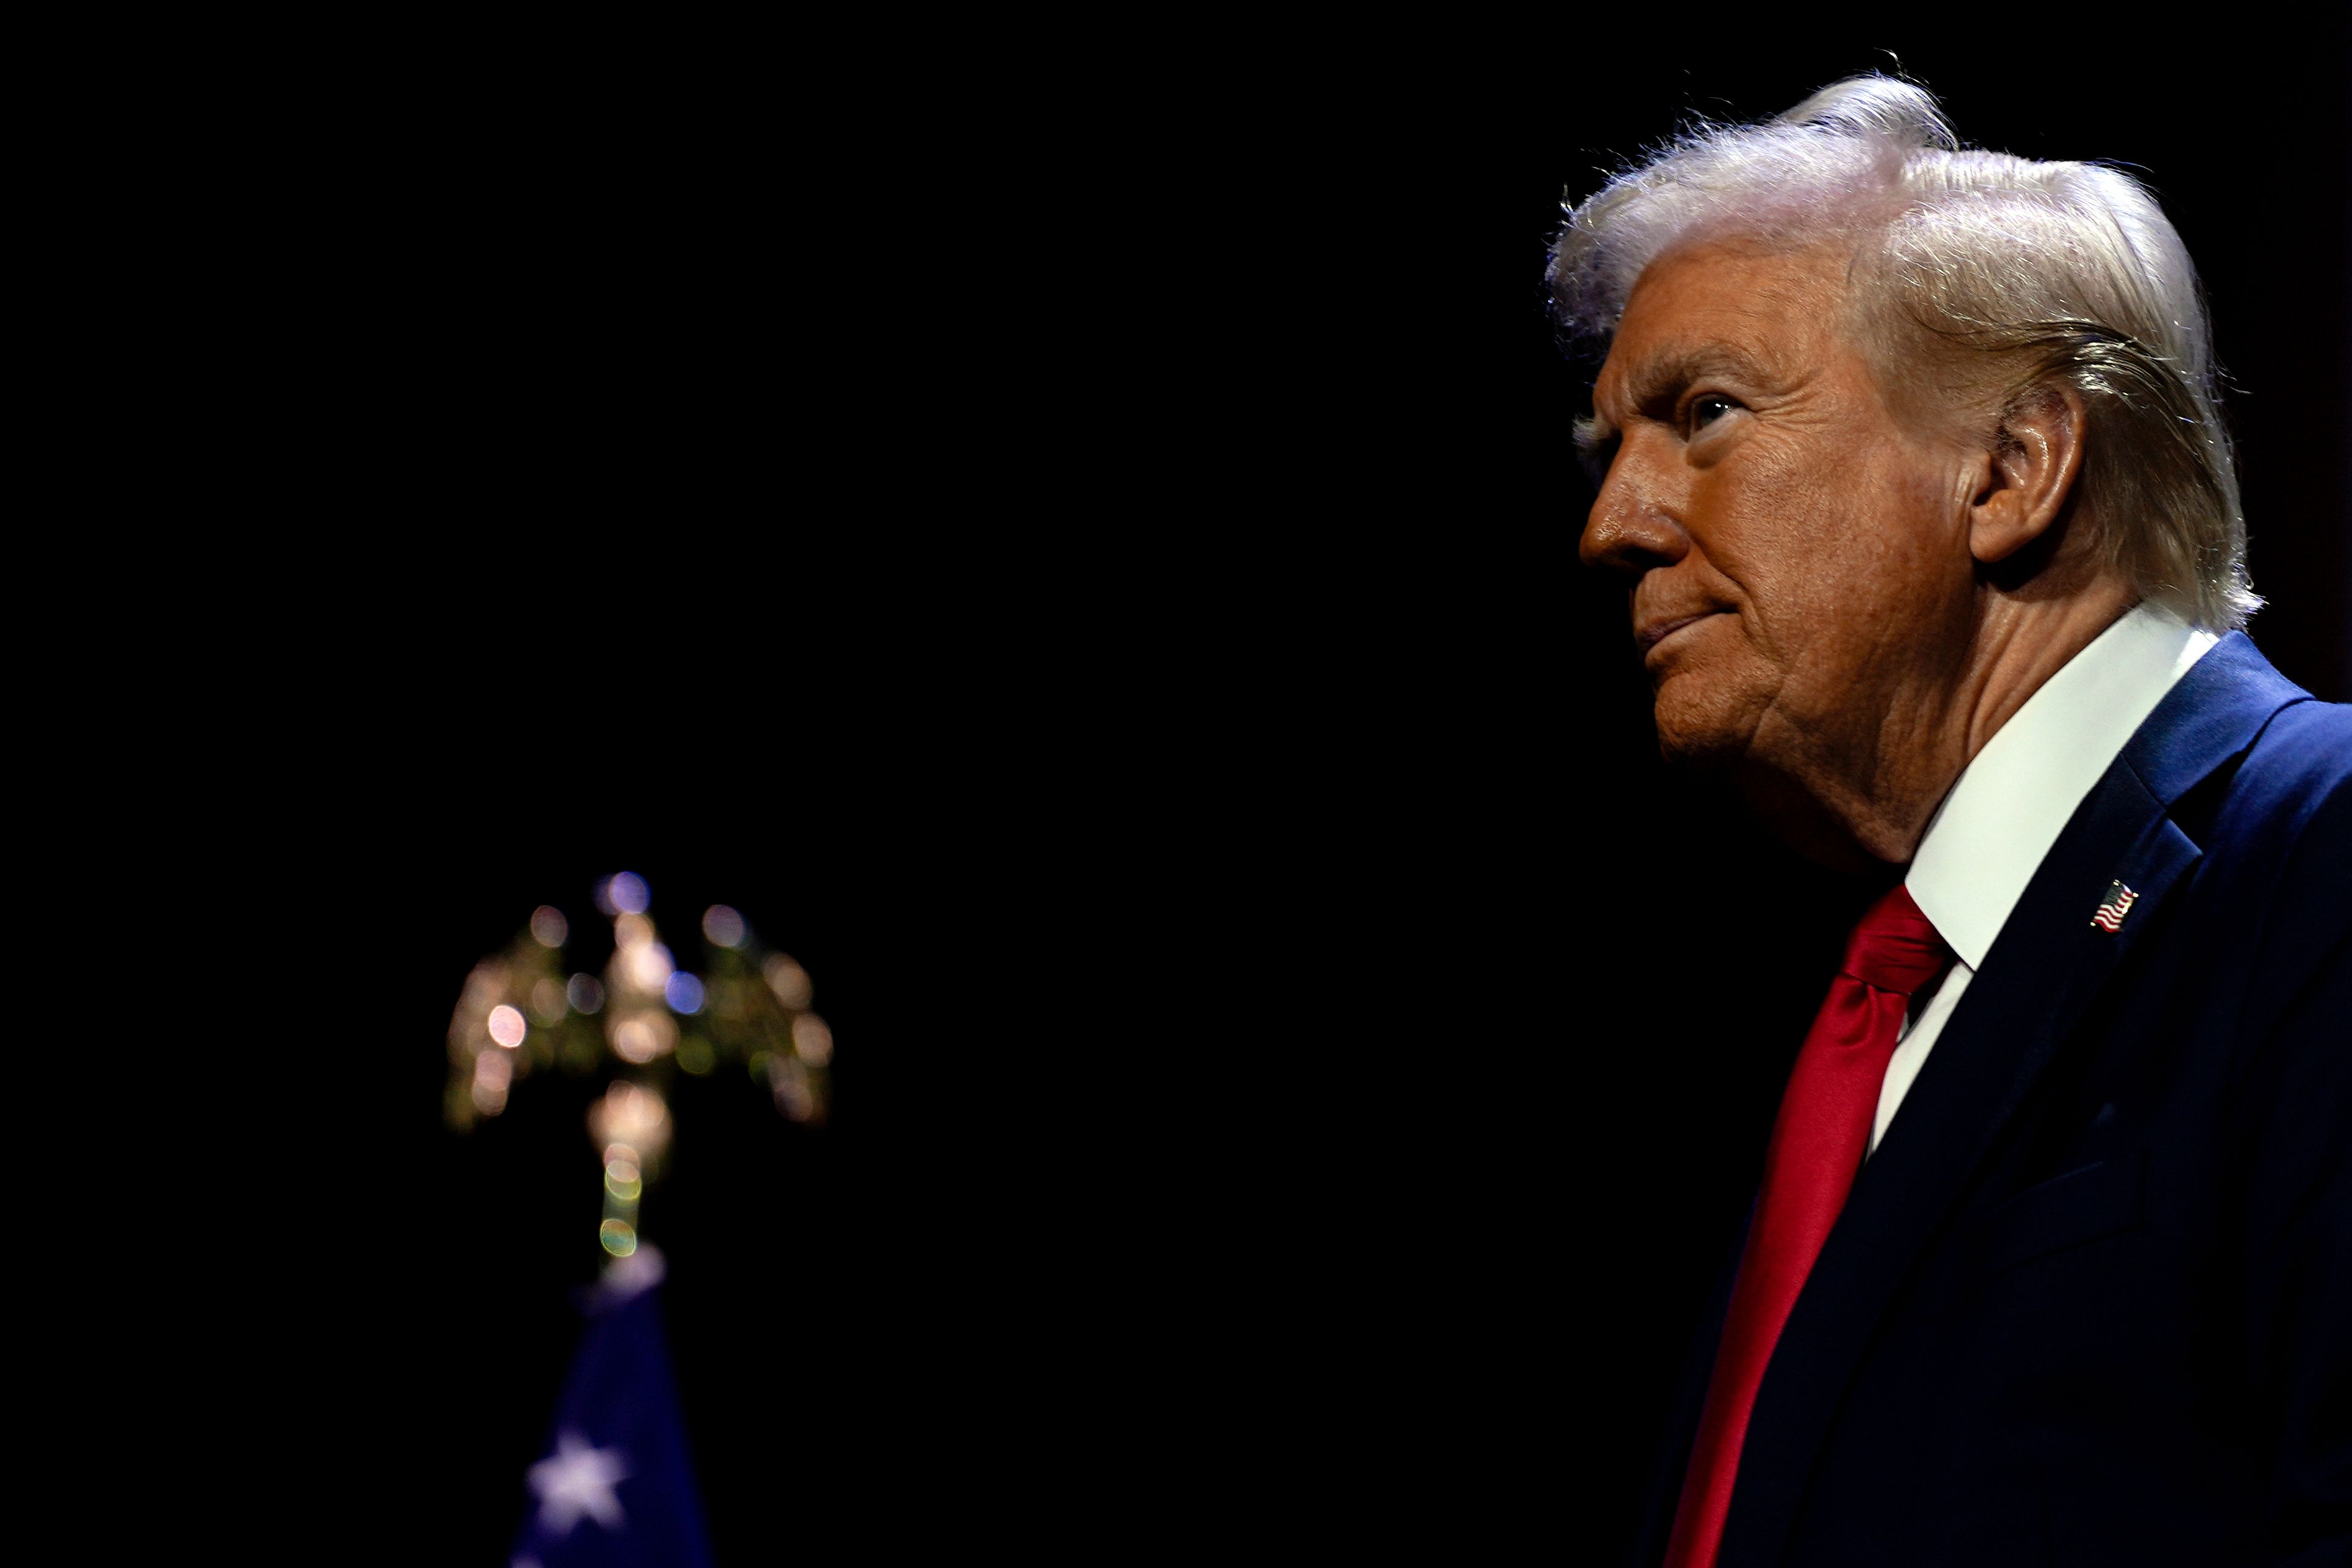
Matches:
[[443, 876, 834, 1259]]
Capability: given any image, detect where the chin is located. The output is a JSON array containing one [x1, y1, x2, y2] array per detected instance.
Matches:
[[1649, 679, 1758, 773]]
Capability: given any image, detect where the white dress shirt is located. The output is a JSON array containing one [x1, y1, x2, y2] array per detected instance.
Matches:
[[1871, 603, 2220, 1155]]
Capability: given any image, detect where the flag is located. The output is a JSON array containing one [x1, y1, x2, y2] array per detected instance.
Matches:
[[511, 1246, 713, 1568], [2090, 880, 2139, 933]]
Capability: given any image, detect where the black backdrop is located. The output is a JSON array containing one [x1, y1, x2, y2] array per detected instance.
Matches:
[[251, 26, 2347, 1562]]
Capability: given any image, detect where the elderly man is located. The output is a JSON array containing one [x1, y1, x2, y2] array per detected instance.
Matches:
[[1553, 78, 2350, 1566]]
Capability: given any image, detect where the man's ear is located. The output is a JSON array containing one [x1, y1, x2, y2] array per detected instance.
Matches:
[[1967, 382, 2087, 565]]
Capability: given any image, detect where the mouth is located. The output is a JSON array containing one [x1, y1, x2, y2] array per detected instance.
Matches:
[[1636, 611, 1725, 657]]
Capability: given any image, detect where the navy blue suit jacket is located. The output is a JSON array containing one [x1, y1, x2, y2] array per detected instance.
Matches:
[[1630, 634, 2352, 1567]]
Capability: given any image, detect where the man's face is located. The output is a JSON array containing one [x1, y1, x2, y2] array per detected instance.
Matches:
[[1580, 240, 1978, 794]]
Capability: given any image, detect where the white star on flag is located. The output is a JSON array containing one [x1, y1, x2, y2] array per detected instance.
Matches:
[[527, 1431, 630, 1536]]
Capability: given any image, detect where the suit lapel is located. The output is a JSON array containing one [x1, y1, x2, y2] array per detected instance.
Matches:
[[1713, 633, 2306, 1568]]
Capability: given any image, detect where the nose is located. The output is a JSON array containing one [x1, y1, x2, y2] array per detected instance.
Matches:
[[1580, 435, 1689, 578]]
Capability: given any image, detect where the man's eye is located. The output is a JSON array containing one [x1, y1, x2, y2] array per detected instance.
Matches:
[[1689, 395, 1737, 432]]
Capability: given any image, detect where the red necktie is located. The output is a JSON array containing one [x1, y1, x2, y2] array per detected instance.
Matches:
[[1662, 883, 1950, 1568]]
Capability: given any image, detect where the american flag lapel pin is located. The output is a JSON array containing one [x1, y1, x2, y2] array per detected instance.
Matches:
[[2090, 880, 2139, 933]]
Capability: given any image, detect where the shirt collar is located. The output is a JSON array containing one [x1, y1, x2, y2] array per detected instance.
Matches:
[[1905, 603, 2218, 969]]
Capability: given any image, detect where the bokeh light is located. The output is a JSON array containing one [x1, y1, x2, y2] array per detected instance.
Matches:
[[462, 961, 507, 1012], [791, 1012, 833, 1066], [605, 1161, 643, 1202], [762, 955, 813, 1010], [567, 974, 606, 1014], [529, 905, 569, 948], [701, 905, 747, 948], [529, 978, 568, 1025], [664, 973, 706, 1014], [608, 873, 650, 914], [487, 1004, 528, 1049], [589, 1081, 671, 1164], [609, 1012, 678, 1065], [472, 1049, 512, 1115], [620, 940, 674, 995], [598, 1219, 638, 1257], [771, 1056, 815, 1122]]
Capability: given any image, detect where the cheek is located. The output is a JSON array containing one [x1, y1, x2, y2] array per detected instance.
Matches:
[[1693, 450, 1848, 647], [1866, 450, 1975, 606], [1722, 439, 1967, 630]]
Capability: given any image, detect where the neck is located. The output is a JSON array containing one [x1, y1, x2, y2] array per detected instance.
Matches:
[[1747, 579, 2140, 872]]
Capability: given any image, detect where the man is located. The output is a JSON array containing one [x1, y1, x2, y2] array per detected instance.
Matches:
[[1552, 78, 2350, 1566]]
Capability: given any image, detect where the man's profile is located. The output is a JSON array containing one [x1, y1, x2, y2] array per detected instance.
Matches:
[[1551, 77, 2348, 1565]]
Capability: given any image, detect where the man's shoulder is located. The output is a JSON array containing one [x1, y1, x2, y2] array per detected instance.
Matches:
[[2192, 676, 2350, 853], [2122, 631, 2351, 828], [2236, 693, 2352, 801], [2207, 696, 2351, 949], [2146, 665, 2350, 1017]]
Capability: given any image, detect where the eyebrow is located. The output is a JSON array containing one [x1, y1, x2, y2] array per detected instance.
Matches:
[[1576, 341, 1778, 483], [1595, 342, 1776, 431]]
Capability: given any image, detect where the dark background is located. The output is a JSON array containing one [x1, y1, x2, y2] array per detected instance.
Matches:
[[239, 26, 2346, 1562]]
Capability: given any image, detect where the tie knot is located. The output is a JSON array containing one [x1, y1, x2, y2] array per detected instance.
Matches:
[[1841, 883, 1950, 996]]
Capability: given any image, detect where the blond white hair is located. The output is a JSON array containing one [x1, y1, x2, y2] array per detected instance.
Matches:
[[1548, 77, 2256, 629]]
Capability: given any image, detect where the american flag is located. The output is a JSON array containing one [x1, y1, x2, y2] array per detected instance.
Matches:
[[2091, 880, 2139, 933]]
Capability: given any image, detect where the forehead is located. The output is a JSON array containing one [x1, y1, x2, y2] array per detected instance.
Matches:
[[1595, 241, 1856, 407]]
